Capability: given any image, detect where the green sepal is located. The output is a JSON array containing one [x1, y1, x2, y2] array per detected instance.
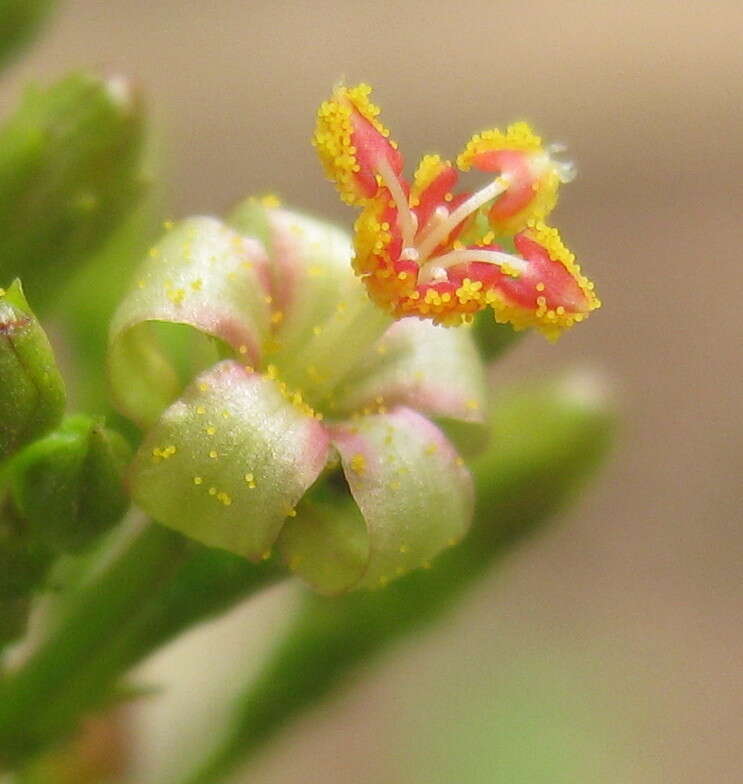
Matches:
[[0, 280, 66, 461], [9, 415, 132, 553], [0, 72, 146, 309]]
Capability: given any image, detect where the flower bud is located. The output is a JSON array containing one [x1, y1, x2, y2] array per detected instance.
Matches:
[[0, 0, 55, 69], [0, 280, 66, 461], [0, 72, 146, 308], [9, 415, 132, 552]]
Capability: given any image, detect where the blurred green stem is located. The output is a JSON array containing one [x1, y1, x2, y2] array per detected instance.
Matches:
[[0, 521, 281, 769]]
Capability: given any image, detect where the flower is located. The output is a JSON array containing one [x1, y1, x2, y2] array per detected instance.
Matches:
[[109, 202, 486, 593], [314, 84, 600, 339]]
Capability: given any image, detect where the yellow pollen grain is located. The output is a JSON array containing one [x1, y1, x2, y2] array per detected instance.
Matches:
[[238, 344, 248, 355], [271, 310, 284, 325], [191, 279, 203, 291], [312, 325, 323, 335], [193, 476, 203, 485], [536, 282, 546, 292], [151, 444, 177, 461], [216, 491, 232, 506], [167, 288, 185, 305], [163, 220, 175, 230], [205, 425, 216, 436], [444, 192, 454, 202], [196, 405, 206, 415], [209, 449, 218, 459], [198, 382, 209, 392], [350, 453, 367, 475], [264, 295, 273, 305], [208, 486, 217, 496]]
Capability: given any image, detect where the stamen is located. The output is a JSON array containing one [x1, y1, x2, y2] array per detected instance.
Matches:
[[375, 156, 417, 248], [415, 205, 449, 247], [416, 175, 511, 261], [417, 248, 528, 285]]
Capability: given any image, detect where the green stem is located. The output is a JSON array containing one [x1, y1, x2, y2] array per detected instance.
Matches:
[[0, 521, 281, 769]]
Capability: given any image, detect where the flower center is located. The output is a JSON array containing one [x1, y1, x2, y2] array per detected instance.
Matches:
[[374, 156, 525, 286]]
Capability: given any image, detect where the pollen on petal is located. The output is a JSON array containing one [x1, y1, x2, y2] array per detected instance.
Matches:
[[456, 122, 560, 233], [313, 84, 403, 206], [489, 222, 600, 340], [456, 122, 543, 171]]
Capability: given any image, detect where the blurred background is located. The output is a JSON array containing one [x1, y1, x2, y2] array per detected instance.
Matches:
[[1, 0, 740, 781]]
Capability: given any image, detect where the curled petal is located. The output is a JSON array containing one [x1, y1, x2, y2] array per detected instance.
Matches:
[[281, 407, 472, 593], [313, 84, 403, 206], [109, 217, 271, 427], [334, 317, 487, 427], [493, 222, 600, 340], [129, 360, 330, 561], [457, 122, 562, 233], [229, 201, 394, 405], [410, 154, 460, 231]]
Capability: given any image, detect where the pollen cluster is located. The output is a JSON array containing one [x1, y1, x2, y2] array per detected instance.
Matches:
[[456, 121, 543, 170], [314, 82, 600, 339], [313, 83, 395, 206]]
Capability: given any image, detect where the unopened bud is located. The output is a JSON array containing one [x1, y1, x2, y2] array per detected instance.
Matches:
[[9, 415, 132, 552], [0, 280, 65, 461], [0, 72, 146, 308]]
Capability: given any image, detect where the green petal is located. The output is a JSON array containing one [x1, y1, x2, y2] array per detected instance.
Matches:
[[277, 495, 370, 595], [230, 203, 392, 405], [109, 217, 271, 427], [334, 317, 489, 451], [129, 360, 330, 560], [280, 407, 473, 592]]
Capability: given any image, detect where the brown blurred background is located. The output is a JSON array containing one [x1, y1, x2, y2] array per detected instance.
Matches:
[[2, 1, 741, 781]]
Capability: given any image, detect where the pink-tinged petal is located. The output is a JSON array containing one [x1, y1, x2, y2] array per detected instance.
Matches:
[[258, 210, 393, 402], [109, 217, 272, 427], [410, 154, 460, 231], [280, 407, 472, 593], [314, 84, 403, 206], [129, 360, 329, 561], [333, 317, 487, 427], [456, 121, 562, 234]]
